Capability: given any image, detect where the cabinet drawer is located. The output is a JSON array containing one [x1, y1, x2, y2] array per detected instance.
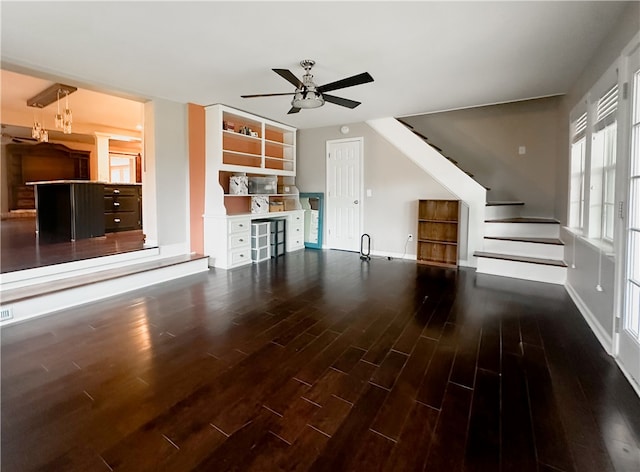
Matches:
[[105, 212, 140, 231], [229, 218, 250, 234], [17, 187, 34, 199], [289, 223, 304, 237], [287, 237, 304, 251], [104, 185, 139, 196], [229, 247, 251, 267], [290, 212, 304, 224], [229, 231, 250, 249], [104, 196, 138, 212]]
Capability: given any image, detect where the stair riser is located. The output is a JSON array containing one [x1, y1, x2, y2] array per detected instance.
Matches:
[[483, 239, 564, 259], [476, 258, 566, 285], [484, 222, 560, 239], [0, 259, 210, 326], [485, 205, 522, 220], [0, 247, 161, 290]]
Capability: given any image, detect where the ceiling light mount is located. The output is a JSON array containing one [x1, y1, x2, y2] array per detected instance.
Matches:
[[27, 83, 77, 109]]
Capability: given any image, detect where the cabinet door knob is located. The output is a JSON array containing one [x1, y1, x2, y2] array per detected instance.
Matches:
[[114, 218, 121, 223], [354, 200, 359, 204], [113, 202, 120, 207], [113, 189, 120, 194], [239, 238, 244, 242]]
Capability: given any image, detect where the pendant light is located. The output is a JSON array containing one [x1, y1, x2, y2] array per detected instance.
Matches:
[[62, 90, 72, 134], [55, 89, 64, 129]]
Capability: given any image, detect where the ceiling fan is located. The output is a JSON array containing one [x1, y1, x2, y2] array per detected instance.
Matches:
[[241, 60, 374, 114]]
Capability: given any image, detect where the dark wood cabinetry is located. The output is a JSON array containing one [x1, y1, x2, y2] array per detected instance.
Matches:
[[104, 184, 142, 232], [417, 199, 460, 268], [6, 143, 90, 211], [32, 181, 105, 242]]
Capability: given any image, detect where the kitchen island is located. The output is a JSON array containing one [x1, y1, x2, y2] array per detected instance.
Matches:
[[28, 180, 105, 242]]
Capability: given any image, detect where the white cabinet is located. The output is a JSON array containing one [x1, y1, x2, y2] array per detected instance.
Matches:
[[204, 105, 303, 269], [205, 104, 299, 217], [204, 215, 251, 269], [287, 210, 305, 252]]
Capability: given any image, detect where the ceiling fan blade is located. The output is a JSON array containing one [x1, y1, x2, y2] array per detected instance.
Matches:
[[273, 69, 303, 88], [241, 92, 296, 98], [322, 94, 361, 109], [317, 72, 374, 93], [287, 107, 301, 114]]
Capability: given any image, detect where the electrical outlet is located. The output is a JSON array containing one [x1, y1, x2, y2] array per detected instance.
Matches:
[[408, 234, 413, 241], [0, 306, 14, 321]]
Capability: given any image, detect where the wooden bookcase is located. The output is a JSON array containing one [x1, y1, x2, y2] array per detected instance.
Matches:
[[417, 199, 460, 268]]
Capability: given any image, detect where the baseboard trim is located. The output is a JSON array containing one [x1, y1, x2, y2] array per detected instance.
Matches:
[[370, 249, 416, 261], [616, 356, 640, 399], [565, 282, 613, 355]]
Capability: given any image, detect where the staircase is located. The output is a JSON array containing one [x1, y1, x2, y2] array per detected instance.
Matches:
[[475, 202, 567, 284], [371, 118, 567, 284], [0, 250, 210, 325]]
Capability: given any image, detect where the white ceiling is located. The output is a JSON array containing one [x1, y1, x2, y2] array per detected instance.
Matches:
[[0, 1, 629, 130]]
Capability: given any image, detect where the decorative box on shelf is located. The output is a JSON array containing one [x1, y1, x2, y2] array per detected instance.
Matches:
[[229, 175, 248, 195], [284, 198, 300, 211], [269, 201, 284, 212], [251, 196, 269, 214], [249, 176, 277, 194]]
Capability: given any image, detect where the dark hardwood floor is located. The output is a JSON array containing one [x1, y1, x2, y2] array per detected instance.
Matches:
[[0, 217, 148, 273], [1, 250, 639, 471]]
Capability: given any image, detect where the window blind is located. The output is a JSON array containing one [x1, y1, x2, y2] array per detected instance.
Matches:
[[573, 112, 587, 141], [595, 85, 618, 130]]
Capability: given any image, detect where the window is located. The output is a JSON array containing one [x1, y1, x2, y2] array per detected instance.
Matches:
[[109, 154, 135, 183], [625, 68, 640, 338], [569, 113, 587, 230], [588, 85, 618, 242]]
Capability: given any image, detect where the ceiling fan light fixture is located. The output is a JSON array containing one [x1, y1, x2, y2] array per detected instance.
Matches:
[[292, 90, 324, 109]]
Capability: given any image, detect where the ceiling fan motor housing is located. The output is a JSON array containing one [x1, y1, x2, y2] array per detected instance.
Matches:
[[293, 60, 324, 108]]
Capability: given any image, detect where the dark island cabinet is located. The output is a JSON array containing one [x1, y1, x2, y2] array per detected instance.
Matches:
[[104, 184, 142, 232]]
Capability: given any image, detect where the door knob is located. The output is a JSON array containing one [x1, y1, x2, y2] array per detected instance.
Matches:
[[354, 200, 359, 204]]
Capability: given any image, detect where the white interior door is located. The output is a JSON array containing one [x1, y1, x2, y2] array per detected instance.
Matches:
[[618, 48, 640, 389], [326, 138, 362, 252]]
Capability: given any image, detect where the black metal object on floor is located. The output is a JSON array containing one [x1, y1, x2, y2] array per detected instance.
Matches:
[[360, 233, 371, 261]]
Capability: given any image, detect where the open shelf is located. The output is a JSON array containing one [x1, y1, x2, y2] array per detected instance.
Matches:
[[417, 199, 460, 268]]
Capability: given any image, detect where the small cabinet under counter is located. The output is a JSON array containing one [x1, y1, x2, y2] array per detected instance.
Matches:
[[104, 184, 142, 233]]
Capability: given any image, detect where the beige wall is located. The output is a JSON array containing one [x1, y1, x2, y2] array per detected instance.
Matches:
[[556, 1, 640, 225], [297, 122, 455, 257], [559, 2, 640, 351], [142, 99, 190, 252], [401, 96, 563, 217]]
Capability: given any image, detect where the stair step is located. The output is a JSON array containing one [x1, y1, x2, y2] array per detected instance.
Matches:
[[413, 130, 430, 141], [486, 201, 525, 207], [484, 236, 564, 245], [397, 118, 414, 129], [482, 236, 564, 259], [1, 254, 209, 305], [485, 217, 559, 224], [474, 251, 567, 267]]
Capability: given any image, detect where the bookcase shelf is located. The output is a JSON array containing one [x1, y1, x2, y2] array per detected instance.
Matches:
[[417, 199, 460, 268]]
